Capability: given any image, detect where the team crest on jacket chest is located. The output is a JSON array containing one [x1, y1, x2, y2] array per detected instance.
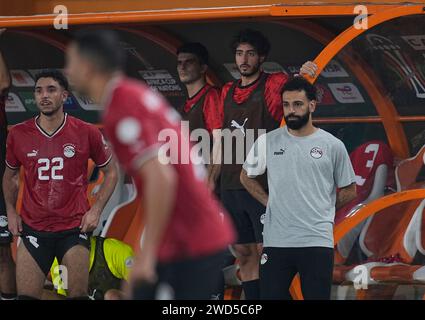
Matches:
[[310, 147, 323, 159], [63, 143, 76, 158]]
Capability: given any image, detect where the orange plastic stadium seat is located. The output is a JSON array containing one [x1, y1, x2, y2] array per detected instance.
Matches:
[[417, 200, 425, 258], [334, 144, 425, 299], [395, 145, 425, 192], [101, 178, 144, 252], [333, 141, 394, 268], [335, 141, 395, 225]]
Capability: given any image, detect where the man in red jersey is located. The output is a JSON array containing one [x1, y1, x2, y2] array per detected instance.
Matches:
[[335, 140, 395, 224], [176, 42, 222, 189], [177, 42, 235, 300], [218, 29, 317, 299], [0, 28, 17, 301], [2, 69, 118, 300], [65, 30, 235, 300]]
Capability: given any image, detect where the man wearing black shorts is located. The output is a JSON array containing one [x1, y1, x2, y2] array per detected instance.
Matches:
[[3, 69, 118, 300], [241, 77, 357, 299]]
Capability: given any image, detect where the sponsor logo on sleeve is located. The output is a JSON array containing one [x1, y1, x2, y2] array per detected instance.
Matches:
[[140, 91, 161, 112], [116, 117, 142, 145]]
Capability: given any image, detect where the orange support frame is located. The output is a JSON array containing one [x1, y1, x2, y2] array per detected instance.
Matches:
[[277, 7, 425, 159], [334, 189, 425, 243], [303, 5, 424, 158], [2, 2, 424, 301], [305, 5, 425, 82], [0, 4, 408, 27], [275, 7, 424, 299]]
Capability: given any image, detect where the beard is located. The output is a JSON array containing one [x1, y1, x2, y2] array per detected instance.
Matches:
[[41, 110, 58, 116], [39, 104, 62, 117], [284, 110, 310, 130], [238, 62, 260, 77]]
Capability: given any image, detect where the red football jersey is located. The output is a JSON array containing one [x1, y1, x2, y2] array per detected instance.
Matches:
[[102, 77, 235, 263], [183, 84, 222, 133], [219, 72, 289, 123], [6, 114, 112, 232], [350, 140, 395, 200], [335, 140, 394, 224]]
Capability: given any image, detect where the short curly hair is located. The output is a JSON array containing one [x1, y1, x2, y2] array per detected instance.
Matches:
[[231, 28, 271, 57], [34, 69, 69, 91], [281, 76, 317, 101]]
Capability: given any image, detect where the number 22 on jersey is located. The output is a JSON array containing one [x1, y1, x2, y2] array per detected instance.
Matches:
[[38, 157, 64, 180]]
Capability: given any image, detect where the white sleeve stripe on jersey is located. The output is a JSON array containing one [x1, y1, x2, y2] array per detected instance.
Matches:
[[131, 143, 161, 171], [96, 153, 113, 168], [5, 160, 19, 170]]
